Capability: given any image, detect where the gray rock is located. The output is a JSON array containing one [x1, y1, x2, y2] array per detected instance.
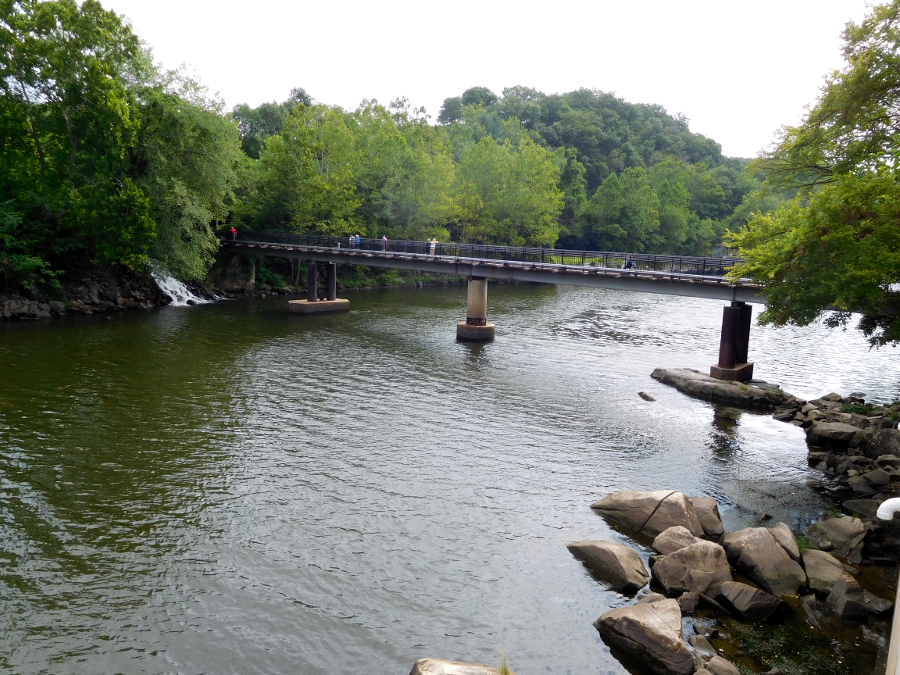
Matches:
[[650, 368, 797, 410], [826, 576, 870, 620], [842, 499, 880, 519], [822, 392, 843, 402], [567, 541, 650, 593], [652, 526, 703, 555], [651, 541, 732, 596], [689, 633, 716, 659], [769, 522, 801, 562], [802, 549, 845, 595], [705, 656, 741, 675], [863, 590, 894, 616], [594, 599, 694, 675], [591, 490, 704, 537], [806, 422, 861, 450], [864, 468, 891, 486], [636, 591, 667, 605], [677, 591, 700, 615], [47, 300, 65, 314], [639, 392, 656, 401], [869, 429, 900, 458], [876, 454, 900, 469], [688, 496, 725, 537], [805, 516, 866, 563], [801, 402, 817, 414], [408, 659, 514, 675], [849, 475, 876, 495], [720, 527, 806, 596], [717, 580, 785, 621]]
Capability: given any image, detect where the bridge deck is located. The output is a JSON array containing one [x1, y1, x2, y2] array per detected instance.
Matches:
[[223, 235, 763, 304]]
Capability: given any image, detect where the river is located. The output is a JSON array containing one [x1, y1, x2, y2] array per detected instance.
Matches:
[[1, 284, 899, 675]]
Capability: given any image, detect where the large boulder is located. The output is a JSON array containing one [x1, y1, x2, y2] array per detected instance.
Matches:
[[409, 659, 515, 675], [804, 516, 867, 564], [651, 541, 732, 597], [825, 576, 871, 620], [688, 497, 725, 537], [717, 581, 786, 621], [591, 490, 703, 537], [652, 526, 703, 555], [720, 527, 806, 596], [806, 422, 861, 450], [769, 522, 801, 562], [593, 599, 694, 675], [802, 549, 845, 595], [868, 429, 900, 459], [566, 541, 649, 593]]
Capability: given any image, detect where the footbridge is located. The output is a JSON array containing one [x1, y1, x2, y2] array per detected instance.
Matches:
[[223, 232, 763, 381]]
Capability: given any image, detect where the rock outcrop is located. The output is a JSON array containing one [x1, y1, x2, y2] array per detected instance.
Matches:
[[594, 599, 694, 675], [591, 490, 704, 537], [566, 541, 649, 593], [650, 368, 799, 410], [651, 541, 732, 597], [720, 527, 806, 596]]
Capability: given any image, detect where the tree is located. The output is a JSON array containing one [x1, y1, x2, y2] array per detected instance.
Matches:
[[729, 1, 900, 345], [454, 138, 563, 246], [0, 0, 156, 277], [231, 87, 312, 159], [249, 104, 360, 234], [580, 167, 660, 251]]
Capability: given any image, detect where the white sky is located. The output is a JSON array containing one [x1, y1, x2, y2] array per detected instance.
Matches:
[[105, 0, 872, 158]]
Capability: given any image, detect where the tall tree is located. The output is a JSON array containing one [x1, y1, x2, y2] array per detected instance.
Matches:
[[729, 0, 900, 345]]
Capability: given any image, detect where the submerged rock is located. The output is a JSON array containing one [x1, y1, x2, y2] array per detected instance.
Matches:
[[594, 599, 694, 675], [704, 656, 741, 675], [651, 541, 733, 597], [720, 527, 806, 597], [566, 541, 649, 593], [591, 490, 704, 537], [409, 659, 515, 675]]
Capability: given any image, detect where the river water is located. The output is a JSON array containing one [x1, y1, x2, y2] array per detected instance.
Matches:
[[1, 284, 899, 675]]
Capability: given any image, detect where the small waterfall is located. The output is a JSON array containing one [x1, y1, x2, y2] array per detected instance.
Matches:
[[150, 264, 215, 307]]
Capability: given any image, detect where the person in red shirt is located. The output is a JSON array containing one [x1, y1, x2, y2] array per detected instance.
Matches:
[[230, 226, 237, 240]]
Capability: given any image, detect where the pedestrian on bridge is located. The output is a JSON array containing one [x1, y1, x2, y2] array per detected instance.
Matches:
[[429, 238, 437, 255], [348, 235, 354, 249], [355, 234, 361, 249], [381, 235, 387, 251], [230, 226, 237, 240], [624, 257, 635, 270]]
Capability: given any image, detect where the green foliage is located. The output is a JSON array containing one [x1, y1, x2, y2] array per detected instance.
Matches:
[[842, 403, 876, 414], [454, 137, 563, 246], [795, 535, 812, 553], [730, 1, 900, 345], [231, 87, 311, 159]]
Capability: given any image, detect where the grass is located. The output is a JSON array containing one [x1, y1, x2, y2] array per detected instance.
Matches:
[[795, 535, 812, 553], [841, 403, 877, 414], [499, 652, 510, 675]]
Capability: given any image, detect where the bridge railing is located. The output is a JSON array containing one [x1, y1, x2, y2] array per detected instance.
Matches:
[[233, 231, 744, 278]]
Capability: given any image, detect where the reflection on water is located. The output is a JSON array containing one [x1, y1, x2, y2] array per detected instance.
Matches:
[[1, 284, 898, 674]]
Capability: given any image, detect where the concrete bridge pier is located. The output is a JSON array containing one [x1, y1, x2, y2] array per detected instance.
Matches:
[[456, 276, 495, 341], [289, 261, 350, 314], [710, 301, 753, 381]]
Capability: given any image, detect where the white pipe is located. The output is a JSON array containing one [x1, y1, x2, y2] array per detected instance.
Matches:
[[878, 499, 900, 675]]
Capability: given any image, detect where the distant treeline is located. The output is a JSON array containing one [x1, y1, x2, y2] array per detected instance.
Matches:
[[0, 0, 786, 291]]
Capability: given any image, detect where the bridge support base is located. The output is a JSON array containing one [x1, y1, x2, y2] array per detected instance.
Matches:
[[710, 301, 753, 382], [289, 262, 348, 314], [289, 299, 350, 314], [457, 276, 495, 341]]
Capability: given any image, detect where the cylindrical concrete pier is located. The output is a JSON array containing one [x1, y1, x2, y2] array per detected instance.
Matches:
[[327, 263, 337, 301], [307, 262, 318, 302], [457, 276, 495, 341]]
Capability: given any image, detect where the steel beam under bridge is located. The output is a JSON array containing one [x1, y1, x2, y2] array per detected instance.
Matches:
[[224, 240, 763, 304]]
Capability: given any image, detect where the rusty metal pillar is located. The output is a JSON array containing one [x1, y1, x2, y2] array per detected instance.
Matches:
[[307, 262, 318, 302], [710, 301, 754, 381], [326, 263, 337, 301]]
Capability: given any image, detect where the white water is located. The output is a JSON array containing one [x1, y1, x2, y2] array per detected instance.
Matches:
[[150, 266, 215, 307]]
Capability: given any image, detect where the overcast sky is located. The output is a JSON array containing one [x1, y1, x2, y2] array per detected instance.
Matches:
[[104, 0, 872, 158]]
